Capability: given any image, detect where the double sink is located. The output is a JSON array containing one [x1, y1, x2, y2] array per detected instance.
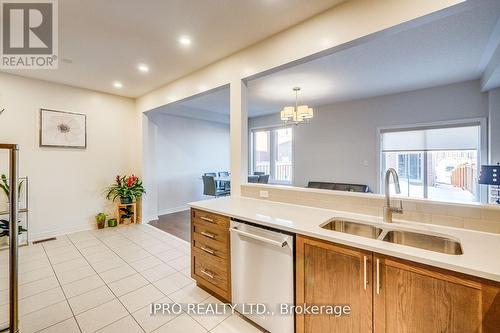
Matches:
[[321, 218, 463, 255]]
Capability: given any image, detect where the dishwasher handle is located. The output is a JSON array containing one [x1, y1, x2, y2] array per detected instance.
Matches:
[[230, 227, 288, 248]]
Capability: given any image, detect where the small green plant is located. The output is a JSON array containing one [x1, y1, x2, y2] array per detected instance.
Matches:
[[96, 213, 107, 229], [0, 174, 24, 201], [0, 219, 27, 237], [105, 175, 145, 203], [107, 218, 117, 227]]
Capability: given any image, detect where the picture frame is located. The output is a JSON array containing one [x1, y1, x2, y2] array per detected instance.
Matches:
[[39, 109, 87, 149]]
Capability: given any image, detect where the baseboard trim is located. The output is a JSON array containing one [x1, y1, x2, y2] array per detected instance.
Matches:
[[144, 215, 160, 223], [158, 205, 189, 217], [30, 224, 94, 243]]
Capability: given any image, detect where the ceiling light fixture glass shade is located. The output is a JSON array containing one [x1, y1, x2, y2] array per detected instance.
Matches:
[[280, 87, 313, 125]]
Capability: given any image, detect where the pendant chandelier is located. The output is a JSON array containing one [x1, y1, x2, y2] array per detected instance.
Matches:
[[280, 87, 313, 125]]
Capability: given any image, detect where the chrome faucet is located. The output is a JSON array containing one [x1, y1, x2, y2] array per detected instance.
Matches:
[[383, 168, 403, 223]]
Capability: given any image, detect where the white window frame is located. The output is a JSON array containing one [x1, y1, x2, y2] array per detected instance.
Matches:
[[376, 118, 488, 203], [250, 125, 294, 185]]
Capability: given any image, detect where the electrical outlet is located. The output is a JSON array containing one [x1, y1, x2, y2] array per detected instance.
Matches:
[[259, 190, 269, 198]]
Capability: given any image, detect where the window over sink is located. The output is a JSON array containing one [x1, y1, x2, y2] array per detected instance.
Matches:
[[380, 122, 482, 203]]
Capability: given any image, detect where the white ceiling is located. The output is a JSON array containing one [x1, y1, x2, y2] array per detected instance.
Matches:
[[152, 87, 230, 124], [180, 88, 230, 115], [161, 1, 500, 121], [0, 0, 346, 98], [246, 1, 500, 117]]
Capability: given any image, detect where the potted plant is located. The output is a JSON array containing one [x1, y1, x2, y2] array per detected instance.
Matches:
[[107, 218, 117, 227], [95, 213, 107, 229], [0, 218, 27, 246], [0, 174, 24, 201], [105, 175, 145, 204]]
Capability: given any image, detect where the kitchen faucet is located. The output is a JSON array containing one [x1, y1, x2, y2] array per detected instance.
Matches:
[[383, 168, 403, 223]]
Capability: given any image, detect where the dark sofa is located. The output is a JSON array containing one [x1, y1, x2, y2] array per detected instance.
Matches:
[[307, 181, 370, 193]]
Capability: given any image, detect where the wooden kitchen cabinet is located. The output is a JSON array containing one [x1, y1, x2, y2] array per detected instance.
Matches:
[[373, 255, 500, 333], [296, 235, 500, 333], [190, 208, 231, 302], [296, 235, 373, 333]]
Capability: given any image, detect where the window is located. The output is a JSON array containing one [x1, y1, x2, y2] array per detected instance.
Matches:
[[251, 127, 293, 184], [381, 124, 480, 203]]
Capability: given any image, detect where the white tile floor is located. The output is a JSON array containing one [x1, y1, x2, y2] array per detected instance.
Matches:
[[0, 224, 264, 333]]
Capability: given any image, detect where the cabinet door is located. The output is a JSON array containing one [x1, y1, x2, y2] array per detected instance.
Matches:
[[373, 255, 500, 333], [296, 235, 373, 333]]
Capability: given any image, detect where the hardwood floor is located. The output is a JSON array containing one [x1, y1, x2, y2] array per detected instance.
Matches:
[[149, 210, 191, 242]]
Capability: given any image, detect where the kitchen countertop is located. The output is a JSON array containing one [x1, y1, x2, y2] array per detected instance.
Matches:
[[189, 196, 500, 283]]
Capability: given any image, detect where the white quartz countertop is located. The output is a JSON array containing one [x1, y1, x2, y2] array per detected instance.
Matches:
[[189, 196, 500, 283]]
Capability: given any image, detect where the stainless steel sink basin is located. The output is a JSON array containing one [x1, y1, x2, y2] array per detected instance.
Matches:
[[383, 230, 463, 255], [321, 219, 383, 239]]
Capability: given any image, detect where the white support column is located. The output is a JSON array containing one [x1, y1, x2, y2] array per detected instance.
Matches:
[[141, 113, 159, 222], [230, 79, 248, 197], [486, 88, 500, 204], [489, 88, 500, 164]]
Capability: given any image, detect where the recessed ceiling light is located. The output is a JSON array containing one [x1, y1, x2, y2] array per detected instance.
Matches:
[[138, 64, 149, 73], [113, 81, 123, 88], [178, 36, 192, 46]]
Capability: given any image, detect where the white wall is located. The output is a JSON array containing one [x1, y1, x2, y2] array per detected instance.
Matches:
[[0, 73, 138, 240], [153, 114, 230, 215], [249, 80, 489, 191]]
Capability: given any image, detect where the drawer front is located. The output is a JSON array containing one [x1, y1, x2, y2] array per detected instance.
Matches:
[[192, 209, 229, 230], [193, 233, 228, 260], [193, 253, 228, 292], [193, 247, 228, 273], [193, 220, 228, 245]]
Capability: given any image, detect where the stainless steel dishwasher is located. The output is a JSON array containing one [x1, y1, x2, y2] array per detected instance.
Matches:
[[230, 219, 294, 333]]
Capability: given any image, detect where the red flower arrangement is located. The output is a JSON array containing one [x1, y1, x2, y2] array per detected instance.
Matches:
[[106, 174, 145, 204]]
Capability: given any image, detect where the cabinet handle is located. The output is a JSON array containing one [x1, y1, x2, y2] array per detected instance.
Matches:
[[363, 256, 368, 290], [200, 246, 215, 255], [200, 216, 215, 224], [200, 269, 214, 279], [376, 258, 380, 295], [201, 231, 215, 239]]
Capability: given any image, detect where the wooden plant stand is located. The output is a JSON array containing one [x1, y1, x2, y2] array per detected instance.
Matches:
[[116, 202, 137, 224]]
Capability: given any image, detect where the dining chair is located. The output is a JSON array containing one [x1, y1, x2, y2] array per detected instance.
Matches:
[[258, 174, 270, 184], [202, 176, 229, 197], [253, 172, 265, 176], [218, 171, 230, 177], [248, 175, 259, 183], [204, 172, 224, 190]]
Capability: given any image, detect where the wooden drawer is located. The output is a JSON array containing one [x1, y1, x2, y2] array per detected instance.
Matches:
[[192, 252, 229, 300], [192, 209, 229, 230], [193, 220, 229, 245], [193, 233, 228, 260], [193, 247, 228, 273]]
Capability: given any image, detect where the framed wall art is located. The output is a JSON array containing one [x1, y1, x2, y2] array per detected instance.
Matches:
[[40, 109, 87, 148]]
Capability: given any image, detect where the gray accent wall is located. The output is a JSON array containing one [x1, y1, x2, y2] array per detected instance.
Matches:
[[249, 80, 490, 192]]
